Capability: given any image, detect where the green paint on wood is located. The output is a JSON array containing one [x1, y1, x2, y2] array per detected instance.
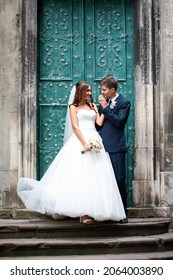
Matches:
[[37, 0, 134, 206]]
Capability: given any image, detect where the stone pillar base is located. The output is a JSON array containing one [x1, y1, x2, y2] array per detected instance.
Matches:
[[128, 207, 171, 218], [0, 209, 45, 219]]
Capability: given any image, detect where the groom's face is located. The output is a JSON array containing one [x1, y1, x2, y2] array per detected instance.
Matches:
[[101, 85, 115, 99]]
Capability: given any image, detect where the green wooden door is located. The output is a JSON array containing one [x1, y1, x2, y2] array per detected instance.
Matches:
[[37, 0, 134, 206]]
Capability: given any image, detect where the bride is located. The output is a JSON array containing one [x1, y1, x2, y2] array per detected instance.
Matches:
[[17, 81, 126, 224]]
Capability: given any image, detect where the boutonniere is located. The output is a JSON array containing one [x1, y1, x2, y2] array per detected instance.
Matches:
[[110, 101, 117, 108]]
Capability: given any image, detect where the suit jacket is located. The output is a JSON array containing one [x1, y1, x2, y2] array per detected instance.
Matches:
[[99, 94, 131, 153]]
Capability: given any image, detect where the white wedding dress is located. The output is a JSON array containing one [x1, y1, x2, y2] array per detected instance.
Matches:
[[17, 109, 126, 221]]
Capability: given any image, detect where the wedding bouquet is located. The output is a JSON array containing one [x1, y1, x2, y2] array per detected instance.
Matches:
[[81, 139, 102, 154]]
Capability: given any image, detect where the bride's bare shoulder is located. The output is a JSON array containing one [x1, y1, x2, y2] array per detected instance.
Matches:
[[69, 104, 76, 109], [69, 104, 77, 114]]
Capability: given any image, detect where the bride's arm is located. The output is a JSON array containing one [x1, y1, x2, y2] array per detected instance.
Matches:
[[91, 103, 104, 126], [69, 105, 91, 151]]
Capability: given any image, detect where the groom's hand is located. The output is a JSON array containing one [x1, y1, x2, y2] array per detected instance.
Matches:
[[98, 95, 108, 109]]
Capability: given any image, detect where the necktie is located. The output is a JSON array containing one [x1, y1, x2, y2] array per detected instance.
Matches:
[[108, 99, 112, 106]]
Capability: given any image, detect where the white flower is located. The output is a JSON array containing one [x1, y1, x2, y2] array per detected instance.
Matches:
[[81, 139, 102, 154], [111, 101, 117, 107]]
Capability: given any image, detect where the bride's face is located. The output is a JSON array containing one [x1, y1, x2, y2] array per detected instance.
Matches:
[[83, 86, 92, 101]]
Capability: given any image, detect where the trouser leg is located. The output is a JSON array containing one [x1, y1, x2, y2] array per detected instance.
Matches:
[[109, 153, 127, 216]]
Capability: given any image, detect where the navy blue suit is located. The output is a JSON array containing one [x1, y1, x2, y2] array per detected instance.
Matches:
[[99, 94, 131, 215]]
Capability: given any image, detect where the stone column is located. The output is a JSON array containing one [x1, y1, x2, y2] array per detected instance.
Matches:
[[160, 0, 173, 213], [18, 0, 37, 180], [132, 0, 170, 217], [0, 0, 20, 210]]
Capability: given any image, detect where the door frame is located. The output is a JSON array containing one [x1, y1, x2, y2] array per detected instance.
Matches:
[[19, 0, 162, 213]]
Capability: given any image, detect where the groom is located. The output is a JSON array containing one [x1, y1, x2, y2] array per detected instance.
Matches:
[[98, 76, 131, 223]]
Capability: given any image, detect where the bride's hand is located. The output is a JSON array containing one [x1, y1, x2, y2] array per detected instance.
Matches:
[[91, 103, 99, 113], [83, 144, 91, 152]]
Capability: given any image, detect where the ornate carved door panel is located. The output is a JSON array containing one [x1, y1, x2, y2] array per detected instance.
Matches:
[[37, 0, 134, 206]]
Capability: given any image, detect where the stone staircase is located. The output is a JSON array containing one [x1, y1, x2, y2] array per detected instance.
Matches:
[[0, 217, 173, 259]]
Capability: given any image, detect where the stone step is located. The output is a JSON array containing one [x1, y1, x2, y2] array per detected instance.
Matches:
[[0, 218, 172, 258], [0, 218, 171, 239], [0, 231, 173, 258], [1, 251, 173, 260]]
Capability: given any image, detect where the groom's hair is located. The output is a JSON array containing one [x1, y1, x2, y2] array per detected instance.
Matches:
[[100, 76, 118, 91]]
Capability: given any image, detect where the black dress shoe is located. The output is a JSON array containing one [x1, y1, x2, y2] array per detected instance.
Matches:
[[119, 218, 128, 224]]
